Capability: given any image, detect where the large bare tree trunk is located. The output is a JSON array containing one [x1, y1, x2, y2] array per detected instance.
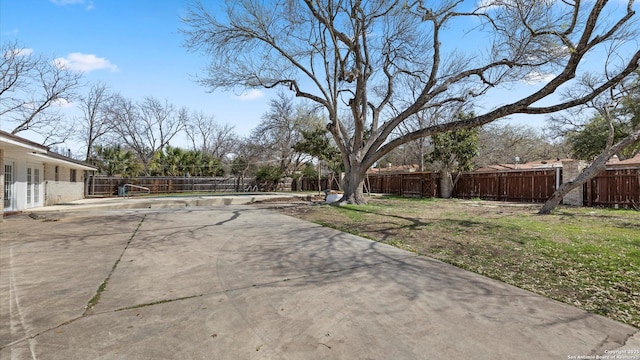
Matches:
[[538, 163, 604, 215], [340, 162, 367, 205], [440, 170, 453, 199], [539, 129, 640, 214]]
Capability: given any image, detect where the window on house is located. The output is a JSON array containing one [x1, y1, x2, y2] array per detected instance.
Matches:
[[4, 163, 13, 209], [34, 169, 40, 203], [55, 166, 59, 181], [70, 169, 77, 182]]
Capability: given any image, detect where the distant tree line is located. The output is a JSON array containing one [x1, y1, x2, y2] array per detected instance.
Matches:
[[1, 39, 638, 192]]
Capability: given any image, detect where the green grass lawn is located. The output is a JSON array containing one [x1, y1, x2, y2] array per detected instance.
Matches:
[[276, 196, 640, 328]]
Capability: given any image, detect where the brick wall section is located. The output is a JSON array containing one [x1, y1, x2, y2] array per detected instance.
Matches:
[[561, 160, 587, 206]]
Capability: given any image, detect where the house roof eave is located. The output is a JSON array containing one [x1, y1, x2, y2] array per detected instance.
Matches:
[[28, 152, 97, 171]]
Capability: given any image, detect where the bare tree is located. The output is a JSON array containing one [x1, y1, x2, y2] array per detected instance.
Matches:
[[230, 137, 266, 191], [76, 81, 115, 161], [1, 40, 36, 100], [539, 72, 640, 214], [539, 124, 640, 214], [0, 40, 82, 145], [250, 93, 322, 176], [183, 0, 640, 204], [395, 102, 471, 171], [184, 111, 237, 159], [109, 95, 187, 174], [475, 123, 570, 167], [399, 115, 432, 172]]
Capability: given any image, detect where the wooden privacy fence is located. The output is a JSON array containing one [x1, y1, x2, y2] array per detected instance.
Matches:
[[365, 170, 559, 203], [586, 168, 640, 208], [302, 167, 639, 208], [452, 169, 560, 203], [88, 168, 639, 208], [291, 176, 341, 192], [367, 173, 439, 198]]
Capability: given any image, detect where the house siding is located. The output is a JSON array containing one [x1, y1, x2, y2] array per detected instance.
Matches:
[[0, 148, 4, 221], [43, 163, 86, 206], [2, 154, 45, 212], [1, 131, 95, 218], [45, 181, 85, 205]]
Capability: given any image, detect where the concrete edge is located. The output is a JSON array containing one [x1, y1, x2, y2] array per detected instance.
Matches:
[[22, 194, 312, 214]]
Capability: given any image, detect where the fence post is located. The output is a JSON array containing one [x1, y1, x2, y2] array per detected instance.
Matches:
[[496, 173, 502, 201], [586, 177, 593, 207]]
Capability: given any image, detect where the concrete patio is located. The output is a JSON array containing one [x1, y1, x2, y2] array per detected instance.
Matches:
[[1, 200, 638, 359]]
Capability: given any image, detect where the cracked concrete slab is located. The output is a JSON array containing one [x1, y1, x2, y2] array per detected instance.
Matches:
[[0, 212, 142, 349], [1, 202, 638, 359]]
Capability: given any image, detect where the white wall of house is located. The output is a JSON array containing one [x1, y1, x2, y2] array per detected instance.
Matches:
[[2, 150, 45, 212], [43, 163, 86, 205], [1, 148, 5, 217], [1, 131, 95, 219]]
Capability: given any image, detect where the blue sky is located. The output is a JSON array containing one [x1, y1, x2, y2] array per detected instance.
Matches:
[[0, 0, 272, 146], [1, 0, 638, 153]]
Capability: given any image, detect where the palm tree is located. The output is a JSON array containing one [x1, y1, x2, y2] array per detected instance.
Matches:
[[153, 146, 186, 176], [92, 145, 141, 177]]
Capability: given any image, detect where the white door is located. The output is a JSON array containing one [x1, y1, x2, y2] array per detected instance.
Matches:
[[4, 163, 14, 211], [26, 166, 42, 208]]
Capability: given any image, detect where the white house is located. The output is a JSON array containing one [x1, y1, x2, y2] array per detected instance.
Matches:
[[1, 130, 96, 219]]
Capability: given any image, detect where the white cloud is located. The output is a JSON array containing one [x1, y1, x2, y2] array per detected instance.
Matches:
[[52, 98, 74, 108], [476, 0, 556, 12], [22, 98, 74, 109], [53, 53, 119, 73], [5, 48, 33, 57], [476, 0, 507, 13], [50, 0, 94, 10], [3, 28, 19, 36], [236, 89, 264, 101], [50, 0, 84, 5], [523, 71, 556, 85]]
